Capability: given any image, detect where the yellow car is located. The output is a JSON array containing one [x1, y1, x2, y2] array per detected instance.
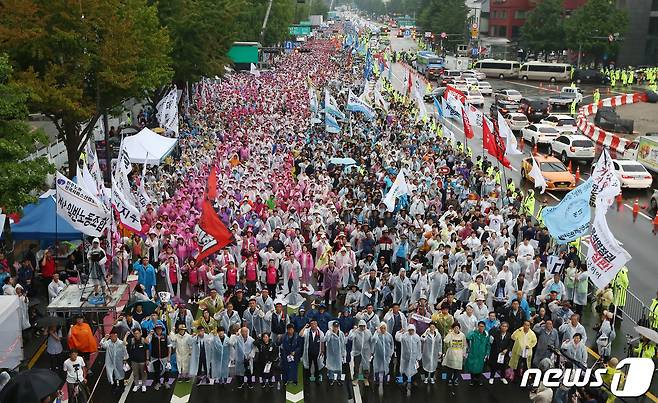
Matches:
[[521, 155, 576, 191]]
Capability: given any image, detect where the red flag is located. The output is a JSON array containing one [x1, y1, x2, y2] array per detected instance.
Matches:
[[482, 118, 498, 157], [407, 70, 412, 95], [195, 198, 233, 263], [483, 119, 511, 168], [461, 105, 474, 139], [207, 165, 217, 200]]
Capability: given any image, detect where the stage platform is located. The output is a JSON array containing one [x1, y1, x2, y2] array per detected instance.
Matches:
[[47, 284, 130, 314]]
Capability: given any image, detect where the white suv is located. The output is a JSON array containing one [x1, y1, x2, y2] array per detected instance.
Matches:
[[548, 134, 596, 163]]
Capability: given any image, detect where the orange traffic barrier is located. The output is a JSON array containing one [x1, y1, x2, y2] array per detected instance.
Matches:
[[567, 161, 573, 173], [653, 213, 658, 235], [533, 143, 538, 155], [575, 166, 580, 182], [519, 137, 525, 151], [615, 193, 623, 212], [632, 199, 640, 222]]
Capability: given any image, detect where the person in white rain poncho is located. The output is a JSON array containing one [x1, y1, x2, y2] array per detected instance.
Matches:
[[429, 266, 449, 306], [189, 326, 215, 384], [100, 329, 128, 396], [230, 326, 256, 389], [348, 320, 372, 386], [371, 322, 394, 384], [325, 321, 347, 385], [300, 319, 324, 381], [169, 324, 192, 381], [595, 311, 616, 360], [281, 253, 302, 295], [395, 324, 422, 383], [357, 268, 381, 308], [443, 322, 466, 388], [391, 268, 414, 311], [420, 323, 443, 384], [212, 326, 232, 383]]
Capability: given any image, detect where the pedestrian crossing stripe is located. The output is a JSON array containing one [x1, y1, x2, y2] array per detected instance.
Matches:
[[171, 395, 189, 403]]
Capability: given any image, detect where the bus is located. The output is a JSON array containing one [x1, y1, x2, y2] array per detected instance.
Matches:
[[472, 59, 521, 79], [519, 62, 572, 83], [415, 51, 443, 79]]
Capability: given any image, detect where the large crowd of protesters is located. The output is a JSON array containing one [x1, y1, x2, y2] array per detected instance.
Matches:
[[2, 27, 657, 403]]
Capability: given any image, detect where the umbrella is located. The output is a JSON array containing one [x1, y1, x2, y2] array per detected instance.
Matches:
[[123, 298, 158, 316], [36, 315, 67, 328], [328, 157, 357, 166], [0, 369, 63, 402], [634, 326, 658, 344]]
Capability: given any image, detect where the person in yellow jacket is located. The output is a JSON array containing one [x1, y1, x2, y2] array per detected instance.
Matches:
[[612, 266, 629, 320], [649, 290, 658, 330], [509, 321, 537, 376], [522, 189, 536, 217], [601, 357, 625, 403], [633, 337, 656, 358], [593, 88, 601, 105]]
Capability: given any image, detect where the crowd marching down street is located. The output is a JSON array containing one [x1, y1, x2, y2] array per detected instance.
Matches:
[[3, 18, 658, 403]]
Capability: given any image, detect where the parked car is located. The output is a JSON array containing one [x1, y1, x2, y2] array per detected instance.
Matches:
[[462, 69, 486, 80], [478, 81, 493, 96], [521, 155, 576, 191], [423, 87, 446, 103], [612, 159, 653, 189], [464, 77, 479, 88], [522, 123, 560, 146], [548, 134, 596, 163], [494, 89, 523, 102], [440, 70, 463, 86], [464, 89, 485, 107], [504, 112, 530, 132], [572, 69, 610, 84], [540, 114, 578, 134], [490, 99, 521, 119], [519, 98, 550, 123]]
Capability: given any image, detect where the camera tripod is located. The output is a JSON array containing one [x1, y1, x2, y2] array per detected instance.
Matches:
[[79, 261, 110, 303]]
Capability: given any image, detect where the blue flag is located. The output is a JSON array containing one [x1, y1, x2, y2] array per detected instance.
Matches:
[[325, 112, 341, 134], [433, 96, 443, 120], [542, 178, 593, 244]]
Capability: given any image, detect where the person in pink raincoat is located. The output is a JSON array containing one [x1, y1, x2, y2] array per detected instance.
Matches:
[[322, 260, 341, 309], [297, 244, 315, 285]]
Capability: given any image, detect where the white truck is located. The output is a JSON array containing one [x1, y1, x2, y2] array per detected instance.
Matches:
[[548, 86, 583, 111], [443, 55, 471, 71], [624, 134, 658, 174]]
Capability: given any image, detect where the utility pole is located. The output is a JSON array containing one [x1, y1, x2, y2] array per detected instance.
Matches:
[[259, 0, 274, 45]]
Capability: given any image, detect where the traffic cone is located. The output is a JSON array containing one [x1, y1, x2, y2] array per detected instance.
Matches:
[[653, 213, 658, 235], [575, 166, 580, 182], [533, 143, 538, 155], [632, 198, 640, 222], [615, 193, 623, 212], [567, 161, 573, 173], [519, 137, 525, 151]]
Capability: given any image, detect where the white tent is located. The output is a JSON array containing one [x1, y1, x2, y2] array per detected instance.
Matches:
[[122, 128, 178, 165], [0, 296, 23, 370]]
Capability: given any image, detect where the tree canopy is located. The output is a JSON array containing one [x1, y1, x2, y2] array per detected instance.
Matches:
[[417, 0, 468, 44], [520, 0, 566, 56], [0, 0, 173, 178], [565, 0, 628, 60], [0, 53, 54, 213]]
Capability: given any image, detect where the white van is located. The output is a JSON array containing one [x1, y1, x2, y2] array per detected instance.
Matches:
[[473, 59, 521, 79], [519, 62, 572, 83]]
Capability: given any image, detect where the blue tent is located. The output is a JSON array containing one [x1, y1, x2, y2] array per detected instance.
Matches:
[[8, 195, 81, 241]]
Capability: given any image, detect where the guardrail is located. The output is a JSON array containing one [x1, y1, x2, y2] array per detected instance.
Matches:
[[25, 140, 68, 170]]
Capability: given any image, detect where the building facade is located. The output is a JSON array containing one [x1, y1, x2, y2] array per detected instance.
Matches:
[[487, 0, 586, 40]]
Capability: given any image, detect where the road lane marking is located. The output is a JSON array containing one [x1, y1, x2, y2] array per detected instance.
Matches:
[[623, 203, 652, 220], [502, 80, 560, 93]]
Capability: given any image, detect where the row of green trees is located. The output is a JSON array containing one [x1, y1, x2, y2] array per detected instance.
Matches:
[[520, 0, 628, 61], [0, 0, 329, 213]]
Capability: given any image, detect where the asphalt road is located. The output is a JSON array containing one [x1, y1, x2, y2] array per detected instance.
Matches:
[[389, 34, 657, 313]]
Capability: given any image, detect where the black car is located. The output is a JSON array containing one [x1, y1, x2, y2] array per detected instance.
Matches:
[[489, 98, 521, 119], [519, 98, 550, 123], [423, 87, 446, 103], [572, 69, 610, 84]]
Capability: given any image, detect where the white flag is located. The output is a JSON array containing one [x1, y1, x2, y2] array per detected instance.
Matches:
[[591, 149, 621, 208], [0, 209, 6, 239], [111, 140, 142, 231], [382, 170, 411, 212], [156, 87, 179, 136], [250, 63, 260, 77], [529, 155, 547, 194], [497, 112, 522, 155], [137, 156, 151, 212], [55, 172, 110, 237], [587, 204, 631, 289], [111, 184, 142, 232]]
